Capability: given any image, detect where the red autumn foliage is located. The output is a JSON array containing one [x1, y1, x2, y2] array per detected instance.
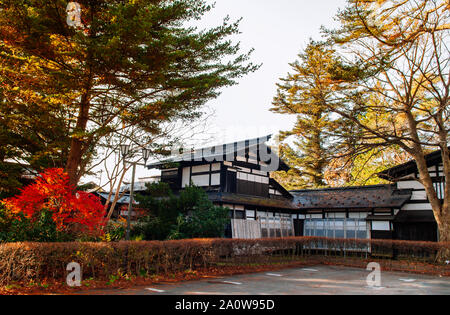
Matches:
[[1, 168, 105, 235]]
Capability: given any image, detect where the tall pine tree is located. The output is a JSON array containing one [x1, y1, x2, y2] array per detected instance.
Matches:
[[0, 0, 259, 186], [271, 41, 343, 189]]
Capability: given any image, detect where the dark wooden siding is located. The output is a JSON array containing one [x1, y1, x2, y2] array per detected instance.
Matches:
[[161, 169, 180, 190], [236, 179, 269, 197], [371, 230, 393, 240], [394, 222, 438, 242]]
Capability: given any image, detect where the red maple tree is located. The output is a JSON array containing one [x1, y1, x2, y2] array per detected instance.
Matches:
[[2, 168, 105, 235]]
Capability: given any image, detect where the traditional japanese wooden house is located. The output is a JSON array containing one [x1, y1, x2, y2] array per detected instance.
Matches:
[[291, 149, 447, 242], [146, 135, 298, 238], [290, 185, 412, 240], [121, 137, 445, 241]]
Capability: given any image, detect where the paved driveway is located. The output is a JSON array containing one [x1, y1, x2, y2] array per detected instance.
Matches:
[[80, 265, 450, 295]]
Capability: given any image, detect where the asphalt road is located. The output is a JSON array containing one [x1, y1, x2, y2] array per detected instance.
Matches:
[[79, 265, 450, 295]]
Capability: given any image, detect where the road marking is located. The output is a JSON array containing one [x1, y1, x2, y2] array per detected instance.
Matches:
[[302, 268, 318, 272], [222, 281, 242, 285], [207, 280, 243, 285], [146, 288, 166, 293], [266, 273, 283, 277], [399, 278, 416, 282]]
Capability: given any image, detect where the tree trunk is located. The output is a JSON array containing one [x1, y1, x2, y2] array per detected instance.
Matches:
[[106, 164, 129, 221], [434, 142, 450, 261], [412, 149, 450, 261], [66, 92, 91, 187], [436, 210, 450, 262], [405, 112, 449, 260], [437, 213, 450, 242], [414, 153, 448, 257]]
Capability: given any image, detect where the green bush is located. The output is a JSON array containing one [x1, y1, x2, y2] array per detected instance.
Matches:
[[132, 216, 172, 241], [133, 184, 229, 240], [103, 220, 127, 242], [169, 197, 230, 240], [0, 206, 72, 242]]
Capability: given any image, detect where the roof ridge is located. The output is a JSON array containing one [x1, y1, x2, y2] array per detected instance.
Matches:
[[290, 184, 392, 193]]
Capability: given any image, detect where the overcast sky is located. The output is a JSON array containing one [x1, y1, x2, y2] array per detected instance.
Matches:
[[87, 0, 349, 185], [198, 0, 347, 144]]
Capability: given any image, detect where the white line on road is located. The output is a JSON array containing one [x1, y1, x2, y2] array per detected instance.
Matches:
[[146, 288, 166, 293], [301, 268, 319, 272], [266, 273, 283, 277], [222, 281, 242, 285], [399, 278, 416, 282]]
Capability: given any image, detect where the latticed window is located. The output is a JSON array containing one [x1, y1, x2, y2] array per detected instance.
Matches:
[[304, 219, 368, 240]]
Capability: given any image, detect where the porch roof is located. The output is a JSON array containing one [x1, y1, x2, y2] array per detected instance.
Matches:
[[207, 192, 298, 211], [378, 148, 448, 181]]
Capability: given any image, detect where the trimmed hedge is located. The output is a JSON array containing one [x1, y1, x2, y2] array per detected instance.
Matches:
[[0, 237, 449, 285], [0, 240, 215, 285]]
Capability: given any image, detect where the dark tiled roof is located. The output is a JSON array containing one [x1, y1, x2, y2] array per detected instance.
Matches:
[[290, 185, 412, 209], [207, 192, 298, 210], [378, 148, 447, 180]]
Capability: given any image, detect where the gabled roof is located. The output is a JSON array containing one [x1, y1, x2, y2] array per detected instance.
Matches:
[[269, 178, 293, 199], [290, 185, 412, 209], [146, 135, 289, 172], [378, 148, 447, 181], [207, 192, 298, 211]]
